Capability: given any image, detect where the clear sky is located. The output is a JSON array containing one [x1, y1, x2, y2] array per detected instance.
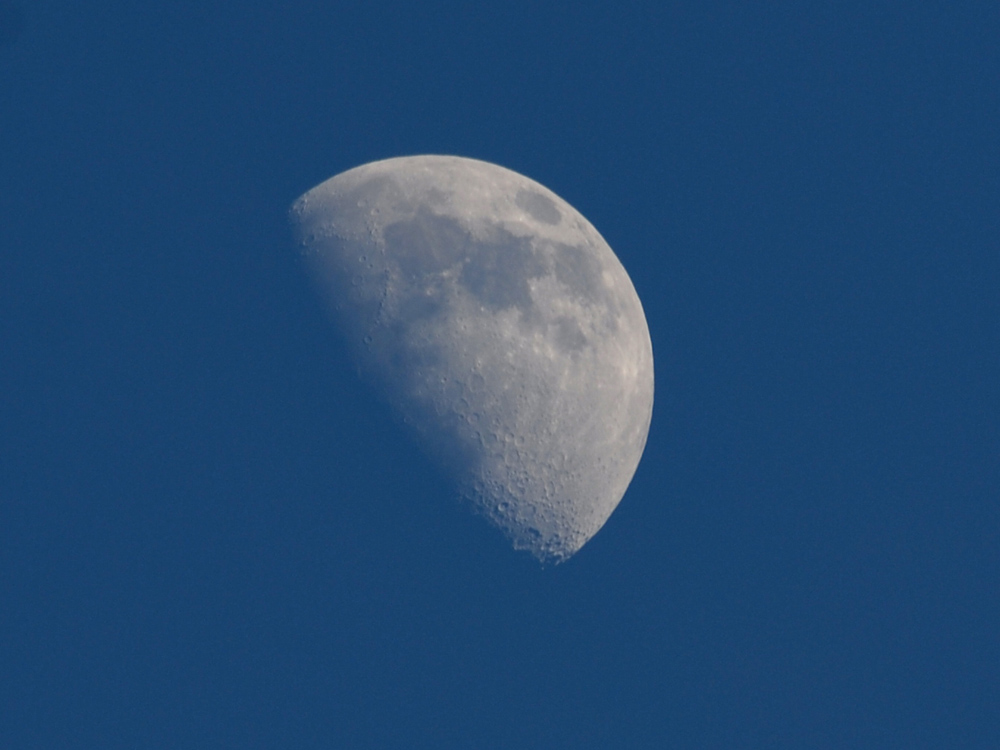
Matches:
[[2, 2, 998, 748]]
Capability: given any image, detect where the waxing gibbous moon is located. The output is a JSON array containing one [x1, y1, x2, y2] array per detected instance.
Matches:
[[290, 155, 653, 563]]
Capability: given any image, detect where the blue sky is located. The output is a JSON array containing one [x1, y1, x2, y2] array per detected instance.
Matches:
[[2, 2, 998, 747]]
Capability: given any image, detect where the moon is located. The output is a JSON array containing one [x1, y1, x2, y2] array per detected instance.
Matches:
[[290, 155, 653, 563]]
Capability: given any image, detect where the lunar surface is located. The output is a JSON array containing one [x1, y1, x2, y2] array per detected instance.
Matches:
[[290, 155, 653, 563]]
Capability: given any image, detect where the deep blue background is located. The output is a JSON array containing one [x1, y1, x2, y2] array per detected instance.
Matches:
[[2, 1, 998, 747]]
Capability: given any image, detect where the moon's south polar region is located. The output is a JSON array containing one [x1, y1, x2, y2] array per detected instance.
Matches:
[[290, 155, 653, 563]]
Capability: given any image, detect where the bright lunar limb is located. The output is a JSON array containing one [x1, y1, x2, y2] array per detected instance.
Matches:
[[290, 155, 653, 563]]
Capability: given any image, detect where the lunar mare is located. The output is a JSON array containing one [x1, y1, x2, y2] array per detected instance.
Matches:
[[290, 155, 653, 563]]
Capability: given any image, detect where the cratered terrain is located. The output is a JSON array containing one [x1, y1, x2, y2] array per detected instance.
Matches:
[[290, 155, 653, 563]]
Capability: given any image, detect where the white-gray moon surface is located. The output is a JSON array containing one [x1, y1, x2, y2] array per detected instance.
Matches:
[[290, 155, 653, 563]]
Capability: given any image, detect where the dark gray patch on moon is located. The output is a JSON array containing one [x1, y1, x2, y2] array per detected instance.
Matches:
[[459, 229, 544, 313], [554, 316, 588, 351], [553, 242, 605, 305], [516, 189, 562, 225], [291, 155, 654, 564], [385, 209, 468, 279]]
